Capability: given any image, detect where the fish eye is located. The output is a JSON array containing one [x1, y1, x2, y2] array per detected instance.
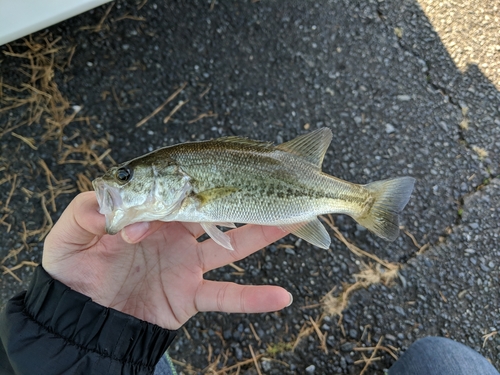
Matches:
[[116, 167, 132, 182]]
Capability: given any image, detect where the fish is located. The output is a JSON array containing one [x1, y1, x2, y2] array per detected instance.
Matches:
[[92, 128, 415, 250]]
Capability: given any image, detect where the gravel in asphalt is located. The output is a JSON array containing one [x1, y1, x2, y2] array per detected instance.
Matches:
[[1, 0, 499, 373]]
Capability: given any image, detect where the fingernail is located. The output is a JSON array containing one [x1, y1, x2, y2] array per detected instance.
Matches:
[[286, 292, 293, 307], [122, 222, 150, 243]]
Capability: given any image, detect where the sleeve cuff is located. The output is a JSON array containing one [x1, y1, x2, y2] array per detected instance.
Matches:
[[24, 265, 177, 370]]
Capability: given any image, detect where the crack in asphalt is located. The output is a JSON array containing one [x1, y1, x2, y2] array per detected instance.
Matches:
[[371, 6, 461, 260], [373, 4, 499, 259]]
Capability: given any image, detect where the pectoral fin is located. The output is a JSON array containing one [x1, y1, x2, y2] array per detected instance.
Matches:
[[280, 218, 331, 249], [201, 222, 234, 251], [197, 187, 239, 207]]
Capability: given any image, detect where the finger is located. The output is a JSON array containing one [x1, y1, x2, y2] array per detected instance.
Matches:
[[198, 225, 288, 272], [121, 221, 164, 244], [195, 280, 292, 313], [45, 192, 106, 249], [72, 192, 107, 236], [181, 222, 205, 238]]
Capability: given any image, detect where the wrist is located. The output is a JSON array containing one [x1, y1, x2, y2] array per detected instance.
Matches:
[[25, 266, 177, 368]]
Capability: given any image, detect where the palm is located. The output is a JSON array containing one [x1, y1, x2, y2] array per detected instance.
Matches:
[[80, 222, 204, 329], [42, 193, 291, 330]]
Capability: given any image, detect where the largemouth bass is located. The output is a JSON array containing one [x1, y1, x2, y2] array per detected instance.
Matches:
[[92, 128, 415, 250]]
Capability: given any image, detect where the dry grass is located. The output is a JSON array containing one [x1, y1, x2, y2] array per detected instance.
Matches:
[[58, 138, 114, 172], [76, 172, 95, 192], [135, 82, 187, 127], [188, 111, 218, 124], [248, 345, 263, 375], [173, 349, 266, 375], [11, 132, 37, 150], [163, 99, 189, 124], [281, 215, 413, 372], [320, 215, 401, 320], [79, 3, 115, 33], [1, 36, 78, 148], [0, 35, 112, 283], [170, 330, 295, 375], [472, 145, 489, 160], [483, 330, 497, 348], [459, 118, 469, 130], [354, 336, 386, 375], [308, 315, 328, 354], [460, 105, 470, 130]]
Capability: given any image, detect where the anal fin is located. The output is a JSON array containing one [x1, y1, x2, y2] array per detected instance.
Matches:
[[201, 222, 234, 251], [280, 218, 331, 249]]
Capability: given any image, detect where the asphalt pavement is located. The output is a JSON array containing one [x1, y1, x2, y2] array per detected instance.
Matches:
[[1, 0, 499, 374]]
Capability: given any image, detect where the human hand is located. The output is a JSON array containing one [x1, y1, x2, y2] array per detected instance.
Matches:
[[42, 192, 292, 330]]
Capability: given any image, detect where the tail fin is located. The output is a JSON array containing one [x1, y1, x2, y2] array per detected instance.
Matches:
[[355, 177, 415, 241]]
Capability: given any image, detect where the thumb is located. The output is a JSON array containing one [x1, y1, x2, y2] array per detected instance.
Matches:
[[43, 192, 106, 258]]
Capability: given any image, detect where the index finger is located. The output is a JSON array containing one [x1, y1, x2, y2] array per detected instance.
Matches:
[[196, 225, 288, 273]]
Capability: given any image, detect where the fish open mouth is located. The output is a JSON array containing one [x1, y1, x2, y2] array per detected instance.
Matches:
[[93, 178, 114, 214], [92, 178, 125, 233]]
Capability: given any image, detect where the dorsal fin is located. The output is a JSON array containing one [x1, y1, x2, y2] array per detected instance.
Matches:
[[214, 136, 274, 149], [276, 128, 332, 169]]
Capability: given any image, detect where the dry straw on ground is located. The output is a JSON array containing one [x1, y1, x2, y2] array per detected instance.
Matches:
[[0, 35, 114, 282], [135, 82, 187, 127], [1, 36, 79, 147], [320, 215, 401, 320], [288, 215, 409, 373]]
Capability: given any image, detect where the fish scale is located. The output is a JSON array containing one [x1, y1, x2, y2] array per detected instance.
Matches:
[[174, 151, 346, 222]]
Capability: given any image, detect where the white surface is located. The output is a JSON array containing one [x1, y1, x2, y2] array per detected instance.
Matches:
[[0, 0, 113, 46]]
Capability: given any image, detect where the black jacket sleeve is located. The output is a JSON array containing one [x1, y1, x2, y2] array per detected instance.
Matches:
[[0, 266, 176, 375]]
